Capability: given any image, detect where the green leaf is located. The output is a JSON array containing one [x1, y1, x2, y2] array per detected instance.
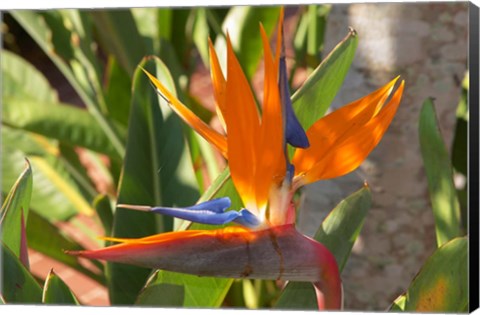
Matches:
[[192, 8, 210, 67], [305, 5, 330, 69], [215, 6, 281, 80], [1, 242, 43, 303], [1, 50, 58, 102], [2, 127, 94, 220], [403, 237, 468, 312], [94, 194, 114, 237], [275, 185, 372, 309], [108, 57, 199, 304], [138, 271, 231, 307], [135, 282, 184, 306], [3, 97, 121, 160], [104, 57, 133, 127], [25, 211, 105, 284], [292, 28, 358, 132], [313, 185, 372, 270], [11, 10, 125, 157], [390, 294, 406, 311], [91, 9, 145, 77], [1, 159, 32, 263], [419, 98, 462, 247], [42, 269, 80, 305], [58, 143, 98, 201]]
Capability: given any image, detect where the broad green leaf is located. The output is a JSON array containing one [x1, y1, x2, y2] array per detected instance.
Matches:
[[3, 97, 121, 160], [108, 57, 199, 304], [215, 6, 281, 80], [2, 127, 94, 220], [11, 10, 125, 157], [91, 9, 145, 77], [1, 50, 58, 102], [104, 57, 132, 127], [25, 211, 104, 284], [313, 185, 372, 270], [1, 242, 42, 303], [403, 237, 468, 312], [419, 98, 462, 247], [138, 271, 231, 307], [292, 28, 358, 132], [1, 159, 32, 263], [275, 185, 372, 309], [42, 269, 80, 305], [135, 282, 184, 306]]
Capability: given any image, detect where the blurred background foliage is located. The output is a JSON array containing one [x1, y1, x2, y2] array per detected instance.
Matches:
[[0, 4, 469, 311]]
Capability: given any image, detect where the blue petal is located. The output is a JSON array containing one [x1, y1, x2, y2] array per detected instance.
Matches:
[[184, 197, 231, 213], [151, 206, 237, 225], [279, 57, 310, 149], [150, 197, 261, 227], [233, 209, 262, 228]]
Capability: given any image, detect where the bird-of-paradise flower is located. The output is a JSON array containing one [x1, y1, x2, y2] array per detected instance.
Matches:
[[68, 7, 404, 310]]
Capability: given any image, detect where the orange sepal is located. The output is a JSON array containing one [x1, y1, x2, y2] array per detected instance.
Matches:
[[297, 81, 404, 184], [293, 77, 399, 175], [208, 38, 227, 131], [142, 69, 228, 158], [223, 34, 261, 211], [254, 24, 286, 213]]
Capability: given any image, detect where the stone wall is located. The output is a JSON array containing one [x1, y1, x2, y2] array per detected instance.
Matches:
[[297, 2, 468, 310]]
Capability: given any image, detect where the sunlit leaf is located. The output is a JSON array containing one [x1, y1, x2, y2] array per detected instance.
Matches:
[[3, 97, 121, 160], [192, 8, 210, 67], [11, 10, 125, 157], [403, 237, 468, 312], [419, 98, 462, 247], [1, 50, 58, 102], [215, 6, 281, 79], [292, 28, 358, 132], [0, 159, 32, 266], [2, 127, 94, 220], [42, 269, 80, 305], [389, 294, 406, 311]]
